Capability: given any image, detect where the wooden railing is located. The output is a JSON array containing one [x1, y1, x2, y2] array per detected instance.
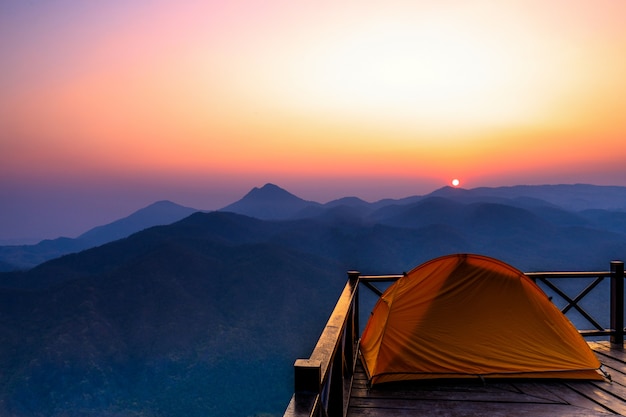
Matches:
[[283, 260, 625, 417], [526, 261, 624, 343], [283, 271, 360, 417]]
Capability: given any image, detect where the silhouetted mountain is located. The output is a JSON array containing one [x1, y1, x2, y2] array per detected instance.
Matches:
[[297, 196, 376, 219], [370, 196, 626, 270], [446, 184, 626, 211], [78, 200, 199, 244], [1, 183, 626, 416], [0, 237, 91, 272], [370, 196, 466, 228], [2, 183, 614, 272], [325, 196, 371, 208], [0, 212, 345, 417], [0, 200, 199, 271], [428, 185, 556, 208], [220, 183, 321, 219], [219, 183, 626, 224], [526, 205, 592, 228], [311, 205, 370, 225]]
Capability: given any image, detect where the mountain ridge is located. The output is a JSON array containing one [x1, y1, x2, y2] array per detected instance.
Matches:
[[2, 183, 626, 272], [0, 200, 199, 271], [1, 185, 626, 415]]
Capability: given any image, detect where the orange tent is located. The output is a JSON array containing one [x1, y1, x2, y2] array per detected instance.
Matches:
[[360, 254, 603, 385]]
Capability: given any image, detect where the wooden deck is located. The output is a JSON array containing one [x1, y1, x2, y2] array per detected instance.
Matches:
[[347, 341, 626, 416], [283, 265, 626, 417]]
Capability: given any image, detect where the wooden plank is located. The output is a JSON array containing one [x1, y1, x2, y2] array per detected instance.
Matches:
[[512, 382, 578, 404], [566, 381, 626, 415], [590, 341, 626, 363], [350, 377, 617, 413], [346, 344, 626, 417], [595, 349, 626, 366], [538, 382, 619, 414], [349, 381, 615, 413], [348, 398, 615, 416], [595, 354, 626, 374], [351, 382, 567, 404], [590, 380, 626, 412]]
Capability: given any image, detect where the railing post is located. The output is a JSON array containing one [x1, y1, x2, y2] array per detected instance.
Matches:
[[347, 270, 360, 361], [285, 359, 321, 417], [327, 347, 344, 417], [610, 261, 624, 348], [294, 359, 321, 394]]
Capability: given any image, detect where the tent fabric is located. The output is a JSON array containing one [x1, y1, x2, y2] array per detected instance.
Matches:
[[360, 254, 603, 385]]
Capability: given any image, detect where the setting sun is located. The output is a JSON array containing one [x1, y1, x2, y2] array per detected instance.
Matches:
[[2, 0, 626, 241], [452, 179, 460, 187]]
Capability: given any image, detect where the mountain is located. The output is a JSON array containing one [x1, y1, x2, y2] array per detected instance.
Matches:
[[0, 200, 199, 271], [0, 237, 91, 272], [2, 183, 626, 415], [579, 209, 626, 235], [0, 212, 345, 417], [2, 187, 626, 416], [77, 200, 199, 244], [220, 183, 321, 219], [296, 196, 375, 220], [5, 183, 625, 273], [432, 184, 626, 211], [222, 184, 626, 223], [220, 184, 426, 221]]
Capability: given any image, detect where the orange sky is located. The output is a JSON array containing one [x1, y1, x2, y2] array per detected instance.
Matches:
[[1, 0, 626, 240]]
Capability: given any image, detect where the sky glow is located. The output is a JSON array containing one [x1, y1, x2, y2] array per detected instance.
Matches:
[[1, 0, 626, 241]]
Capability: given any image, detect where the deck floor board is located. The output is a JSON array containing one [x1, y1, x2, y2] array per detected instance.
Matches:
[[347, 341, 626, 416]]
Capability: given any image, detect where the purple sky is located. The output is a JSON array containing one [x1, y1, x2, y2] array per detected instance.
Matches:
[[2, 0, 626, 243]]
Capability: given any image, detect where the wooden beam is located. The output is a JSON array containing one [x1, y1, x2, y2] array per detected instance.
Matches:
[[611, 261, 624, 348]]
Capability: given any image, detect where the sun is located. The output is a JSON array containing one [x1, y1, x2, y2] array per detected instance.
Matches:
[[451, 179, 460, 187]]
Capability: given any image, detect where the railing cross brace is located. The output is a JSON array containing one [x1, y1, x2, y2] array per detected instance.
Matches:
[[539, 277, 605, 331]]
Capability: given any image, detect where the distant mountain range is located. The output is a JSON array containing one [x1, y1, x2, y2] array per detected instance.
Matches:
[[1, 183, 626, 416], [3, 183, 626, 272], [0, 200, 199, 271]]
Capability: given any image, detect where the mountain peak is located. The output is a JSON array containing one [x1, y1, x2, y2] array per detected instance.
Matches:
[[428, 186, 469, 196], [220, 183, 320, 220], [246, 183, 297, 200], [148, 199, 179, 207]]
